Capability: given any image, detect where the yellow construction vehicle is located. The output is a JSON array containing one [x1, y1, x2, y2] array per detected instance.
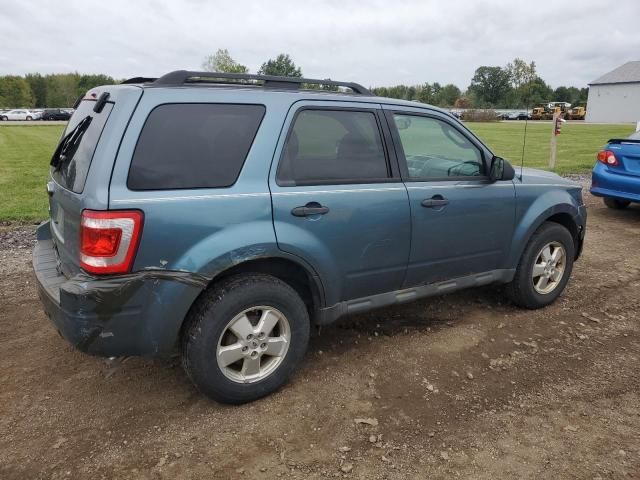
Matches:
[[531, 102, 571, 120], [567, 103, 586, 120], [531, 104, 548, 120]]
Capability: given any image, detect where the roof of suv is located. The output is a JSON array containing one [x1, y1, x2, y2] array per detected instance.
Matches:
[[119, 70, 450, 116]]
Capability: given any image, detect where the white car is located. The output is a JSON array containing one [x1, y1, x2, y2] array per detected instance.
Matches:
[[0, 109, 37, 121]]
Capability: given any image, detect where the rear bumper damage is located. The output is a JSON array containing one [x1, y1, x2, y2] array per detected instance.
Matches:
[[33, 221, 208, 357]]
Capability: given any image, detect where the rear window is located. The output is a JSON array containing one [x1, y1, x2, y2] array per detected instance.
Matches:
[[127, 103, 265, 190], [51, 100, 113, 193]]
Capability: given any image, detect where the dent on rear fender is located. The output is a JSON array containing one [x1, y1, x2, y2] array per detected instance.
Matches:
[[62, 269, 210, 309]]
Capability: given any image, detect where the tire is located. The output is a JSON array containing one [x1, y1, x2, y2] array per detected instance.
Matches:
[[603, 197, 630, 210], [506, 222, 575, 309], [182, 273, 310, 404], [0, 116, 7, 121], [26, 116, 32, 121]]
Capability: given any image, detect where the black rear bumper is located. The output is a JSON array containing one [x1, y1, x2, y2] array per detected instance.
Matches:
[[33, 222, 207, 357]]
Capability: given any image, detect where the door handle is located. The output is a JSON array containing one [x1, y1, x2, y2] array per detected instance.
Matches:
[[291, 202, 330, 217], [421, 196, 449, 208]]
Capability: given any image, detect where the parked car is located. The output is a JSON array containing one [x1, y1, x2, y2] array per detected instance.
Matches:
[[0, 109, 37, 121], [33, 71, 586, 403], [590, 130, 640, 209], [41, 108, 72, 121]]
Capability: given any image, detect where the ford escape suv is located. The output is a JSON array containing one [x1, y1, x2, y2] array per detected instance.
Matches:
[[33, 71, 586, 403]]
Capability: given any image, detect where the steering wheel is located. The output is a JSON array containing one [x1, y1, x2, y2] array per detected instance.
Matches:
[[447, 161, 480, 176]]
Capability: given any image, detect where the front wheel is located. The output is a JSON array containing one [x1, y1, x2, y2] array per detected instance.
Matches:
[[506, 222, 575, 309], [26, 116, 32, 121], [604, 197, 630, 210], [182, 273, 310, 404]]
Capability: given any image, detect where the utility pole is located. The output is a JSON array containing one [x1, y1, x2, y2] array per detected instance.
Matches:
[[549, 112, 564, 169]]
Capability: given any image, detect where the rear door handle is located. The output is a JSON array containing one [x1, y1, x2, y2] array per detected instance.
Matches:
[[421, 196, 449, 208], [291, 202, 330, 217]]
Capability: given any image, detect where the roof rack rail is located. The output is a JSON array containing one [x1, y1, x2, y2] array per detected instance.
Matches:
[[121, 77, 158, 84], [153, 70, 373, 95]]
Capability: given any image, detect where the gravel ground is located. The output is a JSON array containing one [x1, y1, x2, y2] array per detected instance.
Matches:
[[0, 180, 638, 479]]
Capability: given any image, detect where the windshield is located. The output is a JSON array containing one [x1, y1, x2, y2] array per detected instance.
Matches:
[[50, 100, 113, 193]]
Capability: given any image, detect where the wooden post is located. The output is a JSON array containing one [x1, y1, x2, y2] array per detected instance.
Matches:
[[549, 112, 559, 169]]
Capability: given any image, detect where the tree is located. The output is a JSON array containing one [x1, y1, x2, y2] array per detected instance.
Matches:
[[77, 74, 116, 97], [0, 76, 34, 108], [437, 84, 462, 106], [468, 66, 511, 107], [506, 58, 536, 91], [202, 49, 248, 73], [505, 58, 537, 107], [47, 73, 80, 107], [454, 96, 473, 109], [25, 73, 47, 108], [258, 54, 302, 77], [524, 76, 554, 107]]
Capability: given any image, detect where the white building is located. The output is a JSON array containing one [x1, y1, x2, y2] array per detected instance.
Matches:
[[586, 61, 640, 124]]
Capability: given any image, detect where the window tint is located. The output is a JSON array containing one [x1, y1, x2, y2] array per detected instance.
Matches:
[[51, 100, 113, 193], [394, 114, 484, 179], [128, 103, 265, 190], [278, 109, 388, 185]]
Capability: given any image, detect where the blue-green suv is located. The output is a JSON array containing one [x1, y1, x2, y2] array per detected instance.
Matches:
[[33, 71, 586, 403]]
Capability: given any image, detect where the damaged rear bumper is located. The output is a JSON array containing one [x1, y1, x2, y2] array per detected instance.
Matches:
[[33, 224, 208, 357]]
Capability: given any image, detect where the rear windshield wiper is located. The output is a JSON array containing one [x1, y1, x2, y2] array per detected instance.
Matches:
[[50, 115, 93, 170]]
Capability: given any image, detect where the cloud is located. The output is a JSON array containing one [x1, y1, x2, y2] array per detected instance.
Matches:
[[0, 0, 638, 88]]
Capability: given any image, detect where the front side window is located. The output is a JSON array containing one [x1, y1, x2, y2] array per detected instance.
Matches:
[[277, 109, 388, 185], [393, 114, 484, 179], [128, 103, 265, 190]]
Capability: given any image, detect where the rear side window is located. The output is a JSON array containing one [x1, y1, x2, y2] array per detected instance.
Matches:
[[128, 103, 265, 190], [50, 100, 113, 193], [277, 109, 389, 186]]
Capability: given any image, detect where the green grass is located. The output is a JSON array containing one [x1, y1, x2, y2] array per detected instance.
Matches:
[[0, 125, 64, 221], [466, 122, 635, 174], [0, 122, 636, 222]]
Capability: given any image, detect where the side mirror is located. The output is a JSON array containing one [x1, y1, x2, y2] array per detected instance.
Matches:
[[489, 156, 515, 182]]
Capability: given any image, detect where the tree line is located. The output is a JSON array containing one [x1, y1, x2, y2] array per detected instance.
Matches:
[[0, 51, 588, 109], [0, 73, 117, 109]]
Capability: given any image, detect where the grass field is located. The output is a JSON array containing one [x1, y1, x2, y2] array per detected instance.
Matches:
[[0, 125, 64, 222], [467, 121, 635, 174], [0, 122, 636, 221]]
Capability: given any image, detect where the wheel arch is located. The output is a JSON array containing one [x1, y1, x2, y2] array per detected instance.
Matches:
[[510, 200, 584, 267], [179, 255, 325, 342]]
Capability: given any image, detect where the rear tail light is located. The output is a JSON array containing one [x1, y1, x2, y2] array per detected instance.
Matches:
[[597, 150, 619, 166], [80, 210, 143, 274]]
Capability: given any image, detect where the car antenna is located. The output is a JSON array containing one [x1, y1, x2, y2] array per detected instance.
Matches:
[[519, 76, 533, 181]]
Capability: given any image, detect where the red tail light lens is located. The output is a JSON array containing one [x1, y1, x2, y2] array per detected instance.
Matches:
[[80, 210, 143, 274], [597, 150, 619, 166]]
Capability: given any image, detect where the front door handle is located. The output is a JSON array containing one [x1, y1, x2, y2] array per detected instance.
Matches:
[[421, 196, 449, 208], [291, 202, 330, 217]]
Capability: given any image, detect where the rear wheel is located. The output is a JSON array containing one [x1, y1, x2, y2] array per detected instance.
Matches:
[[182, 273, 310, 404], [26, 116, 32, 121], [506, 222, 575, 309], [604, 197, 630, 210]]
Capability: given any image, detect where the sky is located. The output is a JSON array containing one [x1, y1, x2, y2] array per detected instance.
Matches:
[[1, 0, 639, 89]]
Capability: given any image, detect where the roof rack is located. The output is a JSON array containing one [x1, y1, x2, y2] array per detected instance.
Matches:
[[152, 70, 373, 95], [121, 76, 158, 84]]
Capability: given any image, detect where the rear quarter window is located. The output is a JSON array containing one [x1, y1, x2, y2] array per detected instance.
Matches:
[[127, 103, 266, 190]]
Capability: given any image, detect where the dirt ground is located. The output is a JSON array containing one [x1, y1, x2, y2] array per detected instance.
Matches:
[[0, 184, 638, 480]]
